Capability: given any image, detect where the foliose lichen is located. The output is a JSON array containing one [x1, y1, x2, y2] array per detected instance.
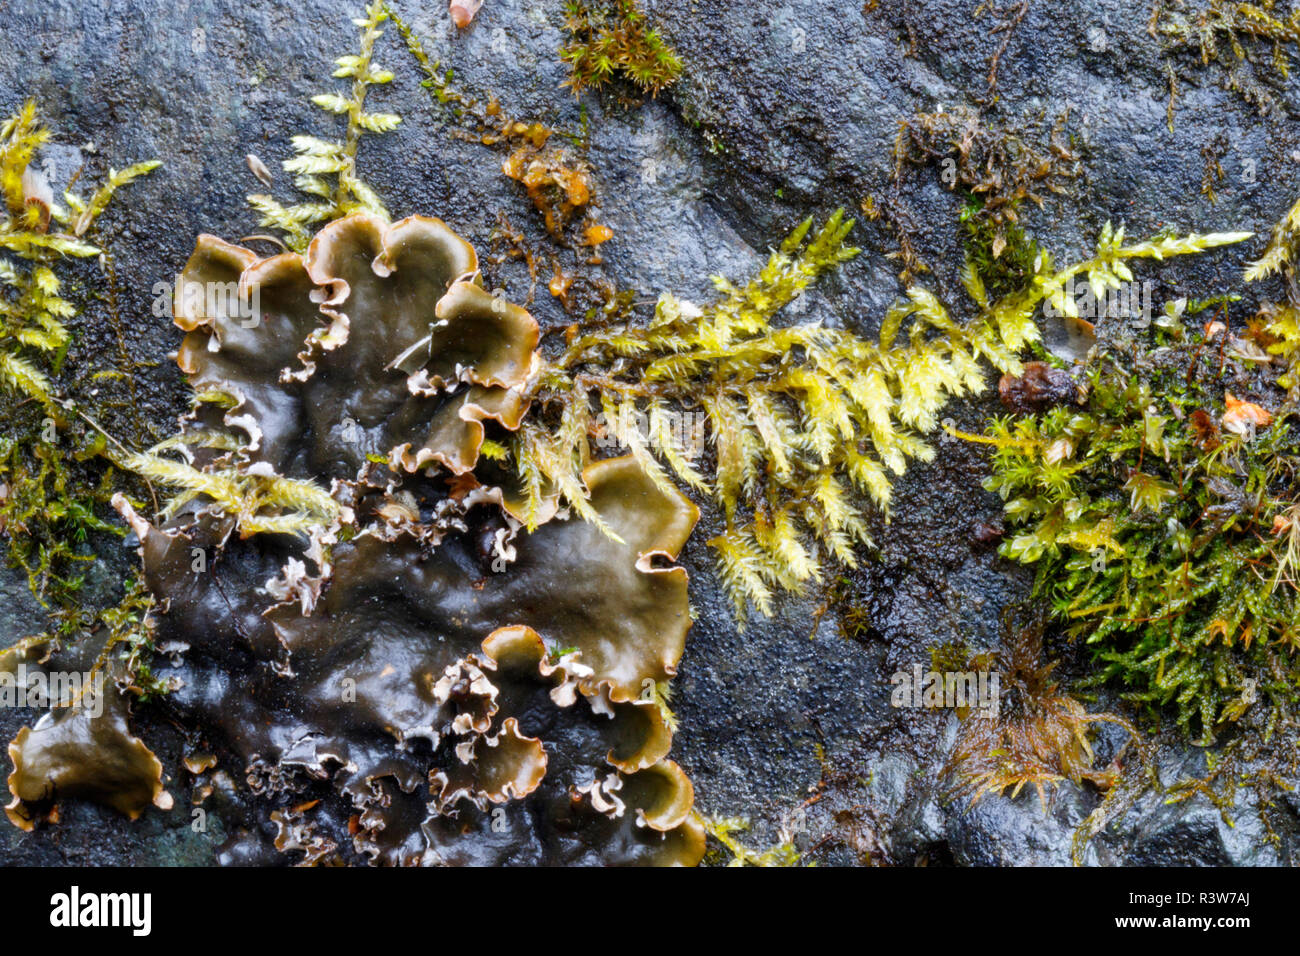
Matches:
[[7, 212, 705, 865]]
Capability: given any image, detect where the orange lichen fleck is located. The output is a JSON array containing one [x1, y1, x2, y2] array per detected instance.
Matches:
[[502, 146, 595, 239], [549, 269, 574, 300], [584, 223, 614, 246]]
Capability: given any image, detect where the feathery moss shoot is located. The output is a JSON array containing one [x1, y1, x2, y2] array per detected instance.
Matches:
[[248, 2, 400, 250], [513, 211, 1025, 620], [513, 210, 1250, 621]]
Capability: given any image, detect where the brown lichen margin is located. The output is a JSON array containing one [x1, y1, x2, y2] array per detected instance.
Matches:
[[390, 385, 529, 475], [629, 759, 695, 832], [5, 693, 172, 830], [481, 624, 675, 772], [430, 716, 549, 811]]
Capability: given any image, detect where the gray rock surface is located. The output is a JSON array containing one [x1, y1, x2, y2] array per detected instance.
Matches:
[[2, 0, 1298, 865]]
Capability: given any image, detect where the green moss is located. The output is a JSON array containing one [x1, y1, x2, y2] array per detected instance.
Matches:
[[0, 434, 121, 608], [511, 209, 1039, 619], [701, 814, 806, 866], [248, 1, 400, 249], [960, 194, 1041, 301], [512, 204, 1247, 622], [930, 638, 973, 673], [893, 106, 1079, 279], [559, 0, 683, 99], [977, 268, 1300, 742], [0, 100, 158, 611], [0, 100, 166, 700]]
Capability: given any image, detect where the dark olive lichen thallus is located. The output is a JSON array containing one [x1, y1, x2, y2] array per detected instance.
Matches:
[[4, 637, 174, 831], [6, 213, 704, 865], [170, 213, 539, 485]]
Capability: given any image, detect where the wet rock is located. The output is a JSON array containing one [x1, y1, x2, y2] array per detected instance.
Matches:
[[1, 0, 1298, 865]]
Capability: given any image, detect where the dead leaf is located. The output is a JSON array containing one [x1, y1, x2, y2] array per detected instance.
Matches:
[[1222, 392, 1272, 436]]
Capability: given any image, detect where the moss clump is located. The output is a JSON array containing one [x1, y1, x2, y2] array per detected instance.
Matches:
[[893, 106, 1079, 275], [560, 0, 683, 99], [0, 99, 167, 709], [930, 638, 974, 673], [960, 195, 1042, 302], [975, 239, 1300, 741], [0, 100, 158, 610], [0, 437, 121, 608], [944, 607, 1132, 809]]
